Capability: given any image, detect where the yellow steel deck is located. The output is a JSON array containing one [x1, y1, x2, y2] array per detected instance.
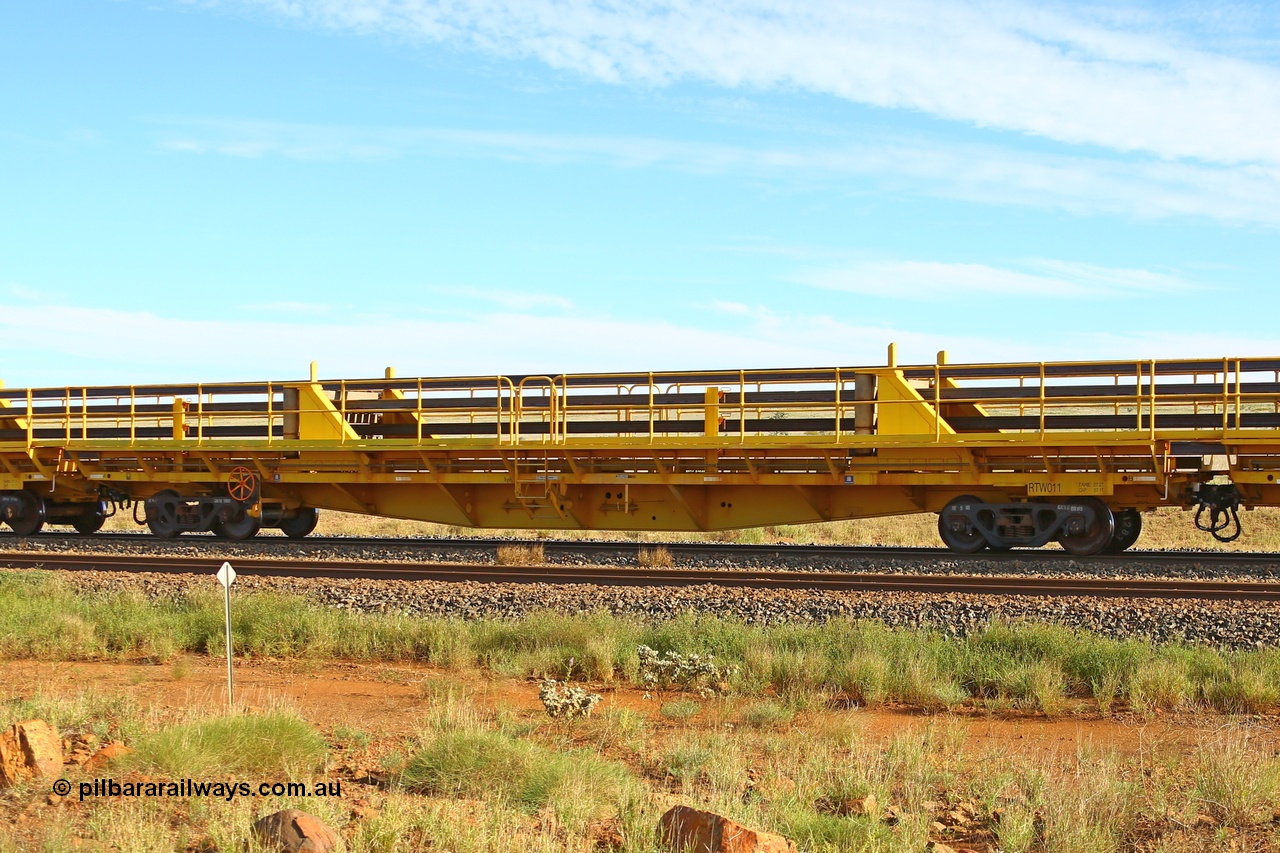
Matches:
[[3, 351, 1280, 531]]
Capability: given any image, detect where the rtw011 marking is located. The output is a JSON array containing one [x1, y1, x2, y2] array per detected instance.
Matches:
[[1027, 480, 1107, 496]]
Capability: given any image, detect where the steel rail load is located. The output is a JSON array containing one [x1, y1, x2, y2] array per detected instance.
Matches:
[[2, 347, 1278, 555]]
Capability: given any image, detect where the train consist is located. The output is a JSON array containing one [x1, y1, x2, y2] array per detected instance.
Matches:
[[1, 348, 1277, 556]]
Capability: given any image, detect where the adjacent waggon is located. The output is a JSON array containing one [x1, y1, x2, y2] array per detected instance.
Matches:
[[2, 347, 1276, 556]]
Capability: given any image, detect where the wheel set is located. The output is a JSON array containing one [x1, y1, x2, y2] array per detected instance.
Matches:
[[0, 491, 112, 537], [128, 467, 320, 539], [937, 495, 1140, 556], [0, 482, 321, 541]]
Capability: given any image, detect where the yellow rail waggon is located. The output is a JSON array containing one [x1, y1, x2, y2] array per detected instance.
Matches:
[[2, 347, 1277, 555]]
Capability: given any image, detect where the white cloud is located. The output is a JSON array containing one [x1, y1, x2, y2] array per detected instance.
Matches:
[[430, 285, 574, 312], [788, 258, 1195, 300], [153, 117, 1280, 225], [2, 300, 1273, 388], [203, 0, 1280, 166], [241, 300, 342, 315]]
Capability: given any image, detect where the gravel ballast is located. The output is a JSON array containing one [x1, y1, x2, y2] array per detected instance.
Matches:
[[2, 532, 1280, 582], [12, 566, 1279, 650]]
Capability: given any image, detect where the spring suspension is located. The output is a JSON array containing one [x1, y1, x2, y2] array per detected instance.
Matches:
[[1192, 483, 1243, 543]]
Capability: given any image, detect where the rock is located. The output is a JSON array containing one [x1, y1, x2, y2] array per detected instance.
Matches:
[[588, 818, 625, 851], [84, 742, 134, 771], [0, 720, 64, 788], [251, 809, 342, 853], [842, 793, 877, 817], [658, 805, 796, 853]]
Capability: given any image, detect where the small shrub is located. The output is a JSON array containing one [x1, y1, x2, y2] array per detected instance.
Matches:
[[496, 544, 545, 565], [538, 679, 602, 718], [637, 645, 738, 695]]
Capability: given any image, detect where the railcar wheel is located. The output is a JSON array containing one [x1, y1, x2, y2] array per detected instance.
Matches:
[[278, 507, 318, 539], [212, 513, 260, 541], [146, 490, 182, 539], [1057, 497, 1115, 556], [937, 495, 989, 553], [5, 491, 45, 537], [1103, 509, 1142, 554], [71, 510, 106, 535]]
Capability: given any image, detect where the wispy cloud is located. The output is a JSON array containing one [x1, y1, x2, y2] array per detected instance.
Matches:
[[787, 258, 1196, 300], [241, 300, 339, 315], [153, 116, 1280, 226], [429, 285, 573, 312], [3, 299, 1272, 387], [201, 0, 1280, 166]]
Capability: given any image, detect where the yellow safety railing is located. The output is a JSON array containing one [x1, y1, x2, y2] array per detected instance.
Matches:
[[3, 357, 1280, 450]]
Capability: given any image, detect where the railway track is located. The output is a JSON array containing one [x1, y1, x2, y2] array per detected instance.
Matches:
[[3, 531, 1280, 568], [1, 550, 1277, 601]]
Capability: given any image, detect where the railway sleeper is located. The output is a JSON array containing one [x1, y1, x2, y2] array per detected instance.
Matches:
[[938, 495, 1125, 556]]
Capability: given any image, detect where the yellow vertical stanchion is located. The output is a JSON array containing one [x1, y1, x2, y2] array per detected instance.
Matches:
[[339, 380, 347, 445], [171, 399, 187, 441], [648, 373, 655, 443], [1234, 359, 1242, 432], [1221, 359, 1229, 437], [1149, 361, 1157, 440], [1038, 363, 1046, 439], [833, 368, 841, 442], [936, 352, 948, 442]]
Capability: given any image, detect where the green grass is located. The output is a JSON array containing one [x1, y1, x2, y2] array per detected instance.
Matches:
[[658, 699, 701, 722], [129, 711, 328, 777], [400, 728, 639, 830], [0, 574, 1277, 717]]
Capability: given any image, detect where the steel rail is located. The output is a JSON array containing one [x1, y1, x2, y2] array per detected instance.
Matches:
[[4, 531, 1280, 568], [1, 551, 1277, 601]]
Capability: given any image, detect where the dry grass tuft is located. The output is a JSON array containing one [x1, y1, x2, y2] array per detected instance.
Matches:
[[636, 546, 674, 568], [496, 544, 545, 566]]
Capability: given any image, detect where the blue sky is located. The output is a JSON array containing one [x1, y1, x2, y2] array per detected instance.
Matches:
[[2, 0, 1279, 385]]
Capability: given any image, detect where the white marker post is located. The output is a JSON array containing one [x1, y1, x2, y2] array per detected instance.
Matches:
[[215, 561, 237, 714]]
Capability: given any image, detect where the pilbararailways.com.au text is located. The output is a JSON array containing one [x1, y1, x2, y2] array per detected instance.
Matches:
[[65, 778, 341, 802]]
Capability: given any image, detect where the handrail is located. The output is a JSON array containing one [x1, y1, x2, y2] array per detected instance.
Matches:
[[7, 358, 1280, 451]]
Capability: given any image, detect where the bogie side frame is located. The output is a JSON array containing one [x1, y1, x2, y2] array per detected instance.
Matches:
[[2, 351, 1279, 554]]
